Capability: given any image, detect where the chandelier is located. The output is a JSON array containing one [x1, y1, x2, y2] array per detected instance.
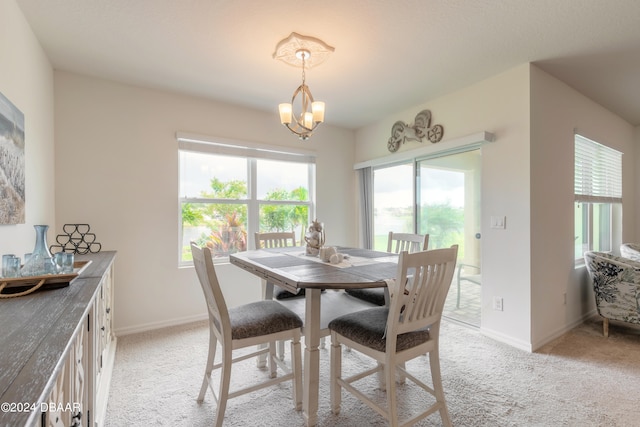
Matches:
[[273, 33, 334, 141]]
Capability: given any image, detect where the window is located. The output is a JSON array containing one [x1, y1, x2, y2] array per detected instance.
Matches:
[[178, 135, 315, 263], [574, 134, 622, 262]]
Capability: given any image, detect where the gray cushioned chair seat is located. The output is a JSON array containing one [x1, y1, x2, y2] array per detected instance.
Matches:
[[274, 287, 305, 300], [328, 307, 430, 352], [345, 287, 386, 306], [229, 300, 303, 340]]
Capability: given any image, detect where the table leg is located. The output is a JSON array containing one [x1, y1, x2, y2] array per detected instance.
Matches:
[[303, 288, 321, 427]]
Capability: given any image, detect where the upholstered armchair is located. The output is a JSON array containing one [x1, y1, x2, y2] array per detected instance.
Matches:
[[620, 243, 640, 262], [583, 251, 640, 337]]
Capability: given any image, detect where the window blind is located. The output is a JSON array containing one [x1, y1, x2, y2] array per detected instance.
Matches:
[[574, 134, 622, 203], [177, 132, 316, 164]]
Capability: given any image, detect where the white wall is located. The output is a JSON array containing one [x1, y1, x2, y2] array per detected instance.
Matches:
[[530, 66, 636, 347], [53, 71, 356, 334], [635, 127, 640, 240], [356, 64, 533, 349], [0, 0, 55, 258], [355, 63, 638, 350]]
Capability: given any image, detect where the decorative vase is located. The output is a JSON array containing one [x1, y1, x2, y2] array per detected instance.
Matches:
[[21, 225, 56, 276]]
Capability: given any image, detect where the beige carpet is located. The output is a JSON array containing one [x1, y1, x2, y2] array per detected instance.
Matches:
[[105, 317, 640, 426]]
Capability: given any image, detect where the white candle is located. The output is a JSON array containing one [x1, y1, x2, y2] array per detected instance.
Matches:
[[312, 102, 325, 123], [279, 103, 292, 125], [304, 111, 313, 128]]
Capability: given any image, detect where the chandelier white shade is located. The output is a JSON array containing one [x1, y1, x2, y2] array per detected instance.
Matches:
[[274, 33, 333, 141]]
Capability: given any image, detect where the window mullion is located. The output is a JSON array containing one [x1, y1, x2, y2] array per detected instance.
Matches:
[[308, 163, 316, 223], [248, 158, 259, 249], [413, 160, 420, 234], [588, 204, 594, 251]]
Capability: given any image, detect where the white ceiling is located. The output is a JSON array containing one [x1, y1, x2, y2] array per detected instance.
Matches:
[[15, 0, 640, 128]]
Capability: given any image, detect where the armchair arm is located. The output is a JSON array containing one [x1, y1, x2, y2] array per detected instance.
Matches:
[[620, 243, 640, 263]]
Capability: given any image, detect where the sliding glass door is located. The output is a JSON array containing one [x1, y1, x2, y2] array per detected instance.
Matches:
[[417, 150, 481, 254], [370, 148, 482, 326], [418, 149, 481, 326], [371, 151, 481, 256], [372, 163, 414, 251]]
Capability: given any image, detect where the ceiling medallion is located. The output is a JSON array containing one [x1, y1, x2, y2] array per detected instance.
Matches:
[[387, 110, 444, 152], [273, 32, 334, 69]]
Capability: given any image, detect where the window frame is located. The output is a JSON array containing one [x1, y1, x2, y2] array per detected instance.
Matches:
[[177, 133, 316, 265]]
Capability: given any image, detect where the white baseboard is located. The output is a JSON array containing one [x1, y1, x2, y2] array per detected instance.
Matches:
[[114, 313, 208, 336], [479, 327, 533, 352], [530, 311, 598, 351], [480, 310, 598, 353]]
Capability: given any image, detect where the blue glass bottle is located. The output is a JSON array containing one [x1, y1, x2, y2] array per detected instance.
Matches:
[[21, 225, 56, 276]]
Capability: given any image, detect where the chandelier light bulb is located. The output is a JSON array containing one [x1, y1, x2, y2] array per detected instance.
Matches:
[[279, 103, 292, 125], [312, 102, 325, 123]]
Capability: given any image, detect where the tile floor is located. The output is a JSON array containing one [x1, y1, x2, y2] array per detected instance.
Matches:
[[443, 279, 481, 328]]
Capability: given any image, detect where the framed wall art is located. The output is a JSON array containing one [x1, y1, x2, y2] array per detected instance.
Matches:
[[0, 91, 25, 225]]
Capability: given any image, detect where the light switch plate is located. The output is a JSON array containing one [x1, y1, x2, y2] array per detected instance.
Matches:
[[490, 216, 506, 229]]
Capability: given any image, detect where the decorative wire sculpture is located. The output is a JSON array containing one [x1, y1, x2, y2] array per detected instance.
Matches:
[[387, 109, 444, 152], [50, 224, 102, 254]]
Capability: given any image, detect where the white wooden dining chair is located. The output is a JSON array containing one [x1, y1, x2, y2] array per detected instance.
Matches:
[[387, 231, 429, 254], [190, 242, 303, 427], [254, 231, 301, 300], [255, 231, 297, 249], [329, 245, 458, 427], [346, 232, 429, 306], [255, 231, 319, 360]]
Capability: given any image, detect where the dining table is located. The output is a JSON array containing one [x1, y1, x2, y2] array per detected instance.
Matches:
[[229, 246, 399, 427]]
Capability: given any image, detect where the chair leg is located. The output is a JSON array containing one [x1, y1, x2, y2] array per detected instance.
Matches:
[[386, 363, 398, 427], [291, 337, 302, 411], [397, 362, 406, 384], [198, 331, 217, 402], [214, 348, 232, 427], [269, 341, 277, 379], [377, 361, 386, 391], [456, 278, 461, 308], [330, 336, 342, 415], [256, 342, 267, 368], [376, 362, 406, 390], [429, 350, 452, 427], [277, 340, 285, 360]]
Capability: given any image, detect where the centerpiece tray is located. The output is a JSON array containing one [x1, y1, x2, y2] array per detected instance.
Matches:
[[0, 260, 92, 299]]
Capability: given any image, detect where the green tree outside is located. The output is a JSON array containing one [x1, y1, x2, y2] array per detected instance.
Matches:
[[181, 178, 309, 259]]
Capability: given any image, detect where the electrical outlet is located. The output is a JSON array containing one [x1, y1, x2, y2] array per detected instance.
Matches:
[[493, 297, 503, 311]]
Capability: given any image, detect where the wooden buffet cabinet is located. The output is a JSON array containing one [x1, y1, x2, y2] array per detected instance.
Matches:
[[0, 251, 117, 427]]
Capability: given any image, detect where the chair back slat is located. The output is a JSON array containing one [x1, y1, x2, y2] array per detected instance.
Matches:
[[387, 232, 429, 254], [255, 232, 297, 249], [190, 242, 230, 342], [388, 246, 458, 337]]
